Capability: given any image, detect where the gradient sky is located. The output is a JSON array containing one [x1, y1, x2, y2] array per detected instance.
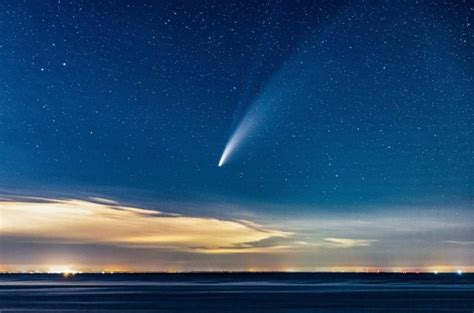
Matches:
[[0, 0, 472, 272]]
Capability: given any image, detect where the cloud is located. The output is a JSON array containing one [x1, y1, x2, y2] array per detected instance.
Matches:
[[445, 240, 474, 245], [88, 197, 119, 205], [323, 237, 376, 248], [192, 236, 296, 254], [0, 197, 290, 254]]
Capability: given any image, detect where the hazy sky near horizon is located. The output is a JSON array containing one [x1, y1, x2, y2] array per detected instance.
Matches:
[[0, 0, 472, 271]]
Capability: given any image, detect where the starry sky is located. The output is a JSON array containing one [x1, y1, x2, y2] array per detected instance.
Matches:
[[0, 0, 473, 272]]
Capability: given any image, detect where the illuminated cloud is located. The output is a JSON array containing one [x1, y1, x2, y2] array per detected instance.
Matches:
[[1, 196, 473, 272], [323, 237, 376, 248], [0, 197, 290, 254]]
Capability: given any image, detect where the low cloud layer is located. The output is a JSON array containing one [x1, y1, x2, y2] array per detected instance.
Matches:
[[0, 196, 289, 254], [1, 195, 473, 272]]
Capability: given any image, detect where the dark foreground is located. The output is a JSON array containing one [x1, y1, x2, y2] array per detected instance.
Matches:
[[0, 273, 473, 312]]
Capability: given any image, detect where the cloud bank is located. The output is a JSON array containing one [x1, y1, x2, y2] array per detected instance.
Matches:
[[1, 195, 473, 272], [0, 196, 289, 254]]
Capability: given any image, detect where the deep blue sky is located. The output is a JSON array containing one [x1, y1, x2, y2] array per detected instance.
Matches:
[[1, 0, 471, 208], [0, 0, 472, 271]]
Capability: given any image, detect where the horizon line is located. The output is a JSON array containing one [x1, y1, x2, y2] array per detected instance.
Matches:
[[1, 270, 470, 274]]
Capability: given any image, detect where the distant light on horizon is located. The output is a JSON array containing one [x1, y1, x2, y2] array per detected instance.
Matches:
[[47, 266, 78, 276], [1, 265, 472, 274]]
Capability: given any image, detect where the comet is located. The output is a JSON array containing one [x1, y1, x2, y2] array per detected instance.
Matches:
[[218, 109, 260, 167], [218, 91, 275, 167], [218, 35, 319, 167]]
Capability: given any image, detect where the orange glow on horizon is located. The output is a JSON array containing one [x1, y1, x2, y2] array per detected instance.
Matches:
[[1, 264, 473, 274]]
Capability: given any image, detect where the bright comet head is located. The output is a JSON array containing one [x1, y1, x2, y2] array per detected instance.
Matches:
[[218, 146, 230, 167], [218, 112, 257, 167]]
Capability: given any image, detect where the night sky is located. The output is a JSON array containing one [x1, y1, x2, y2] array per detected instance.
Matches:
[[0, 1, 472, 272]]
